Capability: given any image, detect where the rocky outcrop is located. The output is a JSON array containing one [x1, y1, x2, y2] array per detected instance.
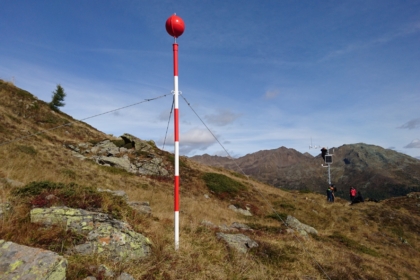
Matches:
[[0, 240, 67, 280], [121, 133, 154, 152], [30, 207, 152, 260], [65, 134, 169, 176]]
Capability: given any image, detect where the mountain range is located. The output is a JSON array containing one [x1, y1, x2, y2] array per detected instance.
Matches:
[[190, 144, 420, 200]]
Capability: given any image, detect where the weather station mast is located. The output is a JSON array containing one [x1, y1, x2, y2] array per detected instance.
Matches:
[[165, 14, 185, 251], [309, 139, 333, 185]]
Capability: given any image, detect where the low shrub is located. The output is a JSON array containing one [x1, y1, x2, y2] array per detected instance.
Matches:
[[249, 241, 297, 266], [266, 212, 288, 223], [16, 145, 37, 156], [202, 172, 247, 198]]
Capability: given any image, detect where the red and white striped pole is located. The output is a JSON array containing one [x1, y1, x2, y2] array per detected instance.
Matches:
[[166, 14, 185, 251]]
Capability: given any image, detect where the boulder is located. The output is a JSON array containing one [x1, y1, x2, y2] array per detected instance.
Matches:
[[96, 155, 133, 172], [216, 233, 258, 253], [286, 215, 318, 236], [30, 207, 152, 260], [0, 239, 67, 280]]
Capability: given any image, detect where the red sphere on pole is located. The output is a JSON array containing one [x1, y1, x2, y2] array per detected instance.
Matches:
[[166, 14, 185, 38]]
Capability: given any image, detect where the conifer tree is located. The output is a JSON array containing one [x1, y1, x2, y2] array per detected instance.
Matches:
[[49, 84, 66, 111]]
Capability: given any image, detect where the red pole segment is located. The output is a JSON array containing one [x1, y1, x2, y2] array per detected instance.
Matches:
[[173, 43, 180, 250]]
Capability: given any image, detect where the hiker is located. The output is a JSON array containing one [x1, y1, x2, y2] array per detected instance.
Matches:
[[351, 191, 364, 205], [350, 187, 357, 202], [326, 186, 332, 202], [330, 184, 336, 202], [326, 184, 335, 202]]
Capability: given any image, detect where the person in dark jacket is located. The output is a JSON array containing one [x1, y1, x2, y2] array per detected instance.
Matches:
[[351, 191, 364, 205], [326, 187, 332, 202], [327, 184, 335, 202]]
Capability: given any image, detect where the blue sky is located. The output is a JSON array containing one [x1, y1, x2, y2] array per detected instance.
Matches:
[[1, 0, 420, 159]]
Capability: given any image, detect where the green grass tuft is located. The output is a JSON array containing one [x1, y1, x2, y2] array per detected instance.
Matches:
[[202, 172, 247, 197], [329, 232, 381, 257]]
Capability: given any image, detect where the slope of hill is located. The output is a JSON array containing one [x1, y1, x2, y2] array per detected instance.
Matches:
[[191, 144, 420, 201], [1, 80, 420, 279]]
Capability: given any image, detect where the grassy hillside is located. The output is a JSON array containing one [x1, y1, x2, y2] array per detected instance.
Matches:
[[1, 79, 420, 279]]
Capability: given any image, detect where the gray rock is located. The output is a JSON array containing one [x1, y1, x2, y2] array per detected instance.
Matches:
[[4, 178, 24, 187], [30, 207, 152, 260], [96, 156, 133, 173], [117, 272, 135, 280], [201, 220, 218, 229], [72, 150, 87, 160], [78, 142, 93, 149], [219, 224, 238, 232], [128, 201, 152, 216], [98, 189, 128, 201], [230, 222, 252, 231], [407, 192, 420, 199], [121, 133, 154, 152], [286, 215, 318, 236], [98, 264, 114, 277], [216, 233, 258, 253], [228, 205, 252, 216], [0, 202, 11, 219], [0, 239, 67, 280], [92, 140, 120, 156]]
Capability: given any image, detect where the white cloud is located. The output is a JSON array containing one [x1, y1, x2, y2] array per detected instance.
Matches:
[[320, 21, 420, 62], [404, 139, 420, 148], [264, 89, 280, 99], [204, 109, 241, 126], [398, 118, 420, 130], [162, 128, 217, 155]]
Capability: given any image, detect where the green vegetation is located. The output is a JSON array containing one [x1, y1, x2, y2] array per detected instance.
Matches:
[[265, 212, 288, 222], [61, 169, 77, 179], [273, 201, 296, 211], [49, 84, 66, 111], [328, 232, 381, 257], [202, 172, 247, 197], [250, 242, 297, 266], [99, 165, 133, 176], [245, 223, 282, 234], [11, 181, 129, 219], [166, 153, 188, 168], [16, 145, 37, 156], [111, 139, 125, 147], [298, 189, 312, 194]]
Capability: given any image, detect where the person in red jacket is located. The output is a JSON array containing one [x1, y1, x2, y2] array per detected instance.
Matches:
[[350, 187, 357, 202]]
